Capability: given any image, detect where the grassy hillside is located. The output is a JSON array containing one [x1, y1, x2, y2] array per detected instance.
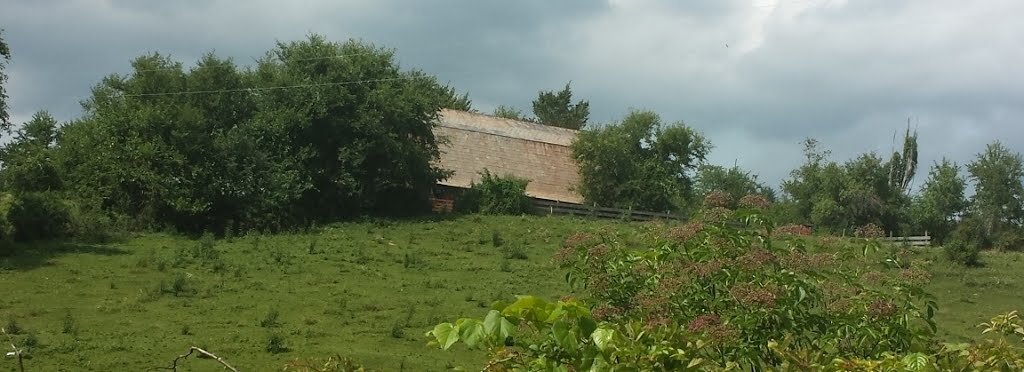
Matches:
[[0, 215, 1021, 371]]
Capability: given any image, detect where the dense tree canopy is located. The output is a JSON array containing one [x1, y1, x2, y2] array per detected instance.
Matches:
[[492, 105, 528, 121], [50, 35, 466, 233], [912, 158, 967, 242], [0, 111, 62, 193], [532, 82, 589, 130], [781, 139, 911, 233], [694, 164, 776, 208], [0, 29, 11, 130], [571, 110, 710, 212], [966, 141, 1024, 237]]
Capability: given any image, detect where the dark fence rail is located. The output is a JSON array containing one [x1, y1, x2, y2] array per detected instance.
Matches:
[[877, 235, 932, 246], [532, 199, 680, 221]]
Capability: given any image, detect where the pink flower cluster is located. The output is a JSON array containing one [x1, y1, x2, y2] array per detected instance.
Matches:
[[898, 268, 931, 285], [701, 207, 733, 224], [775, 224, 813, 236], [860, 271, 887, 286], [738, 194, 771, 210], [703, 190, 733, 209], [780, 252, 837, 272], [854, 223, 886, 238], [668, 221, 705, 242], [730, 282, 782, 308], [734, 249, 777, 270], [687, 313, 739, 342], [867, 299, 898, 318]]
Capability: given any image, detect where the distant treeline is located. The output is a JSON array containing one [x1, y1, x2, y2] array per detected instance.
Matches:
[[0, 32, 1022, 257]]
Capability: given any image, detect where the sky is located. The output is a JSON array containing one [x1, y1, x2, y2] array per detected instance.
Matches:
[[2, 0, 1022, 192]]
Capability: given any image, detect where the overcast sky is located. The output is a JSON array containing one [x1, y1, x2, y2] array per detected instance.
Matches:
[[2, 0, 1022, 191]]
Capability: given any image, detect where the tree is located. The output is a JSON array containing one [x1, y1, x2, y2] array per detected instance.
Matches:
[[571, 110, 711, 212], [782, 139, 907, 233], [966, 141, 1024, 238], [437, 84, 473, 111], [694, 164, 775, 207], [887, 124, 919, 194], [912, 158, 967, 243], [532, 82, 589, 130], [0, 111, 62, 192], [55, 35, 459, 232], [781, 138, 831, 224], [492, 105, 528, 121], [0, 29, 11, 130]]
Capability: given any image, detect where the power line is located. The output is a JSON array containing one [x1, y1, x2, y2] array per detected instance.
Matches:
[[130, 51, 383, 74], [117, 76, 415, 98]]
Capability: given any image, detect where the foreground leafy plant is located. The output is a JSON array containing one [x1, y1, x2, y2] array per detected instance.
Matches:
[[428, 208, 945, 370]]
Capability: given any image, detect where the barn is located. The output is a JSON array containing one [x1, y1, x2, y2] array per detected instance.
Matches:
[[430, 109, 583, 210]]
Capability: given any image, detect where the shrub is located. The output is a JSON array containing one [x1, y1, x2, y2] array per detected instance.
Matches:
[[501, 245, 528, 260], [8, 192, 71, 241], [428, 213, 940, 370], [775, 223, 813, 236], [0, 193, 17, 243], [702, 190, 732, 209], [462, 169, 533, 215], [5, 318, 22, 335], [282, 355, 370, 371], [737, 194, 771, 211], [64, 197, 124, 244], [854, 223, 886, 238], [191, 233, 219, 261], [993, 227, 1024, 251], [266, 333, 288, 354], [61, 312, 78, 335], [945, 238, 980, 267], [260, 309, 281, 328]]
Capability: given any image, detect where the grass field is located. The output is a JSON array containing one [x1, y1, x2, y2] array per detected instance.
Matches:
[[0, 215, 1022, 371]]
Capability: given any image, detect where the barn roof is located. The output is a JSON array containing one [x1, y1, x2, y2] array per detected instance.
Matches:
[[433, 109, 583, 204]]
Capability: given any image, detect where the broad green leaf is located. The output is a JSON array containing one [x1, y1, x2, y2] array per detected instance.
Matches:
[[687, 357, 705, 369], [588, 355, 613, 372], [430, 323, 460, 350], [546, 303, 567, 322], [552, 320, 578, 350], [503, 295, 542, 314], [579, 316, 598, 337], [457, 319, 485, 349], [901, 352, 930, 371], [484, 310, 516, 341], [591, 327, 616, 352]]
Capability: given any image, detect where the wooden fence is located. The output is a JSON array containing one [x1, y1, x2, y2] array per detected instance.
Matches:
[[533, 199, 680, 221], [877, 235, 932, 247], [435, 195, 935, 246]]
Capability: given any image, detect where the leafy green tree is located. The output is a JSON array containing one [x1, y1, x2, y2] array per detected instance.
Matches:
[[887, 125, 919, 194], [0, 111, 62, 192], [56, 35, 458, 232], [428, 215, 943, 370], [966, 141, 1024, 239], [0, 29, 11, 130], [571, 110, 710, 212], [492, 105, 528, 121], [781, 138, 830, 223], [459, 169, 533, 215], [694, 164, 775, 207], [782, 139, 909, 234], [437, 84, 473, 111], [843, 152, 907, 231], [532, 82, 589, 130], [912, 159, 967, 243]]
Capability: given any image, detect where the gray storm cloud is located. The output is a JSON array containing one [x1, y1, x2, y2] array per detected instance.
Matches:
[[1, 0, 1021, 189]]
